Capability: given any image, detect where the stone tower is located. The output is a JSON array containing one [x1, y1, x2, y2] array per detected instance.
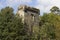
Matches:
[[17, 5, 40, 35]]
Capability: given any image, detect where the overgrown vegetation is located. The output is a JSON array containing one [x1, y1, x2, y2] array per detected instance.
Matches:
[[0, 6, 60, 40]]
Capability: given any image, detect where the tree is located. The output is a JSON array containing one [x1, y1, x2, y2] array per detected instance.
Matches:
[[0, 7, 27, 40], [50, 6, 60, 14], [39, 13, 56, 40]]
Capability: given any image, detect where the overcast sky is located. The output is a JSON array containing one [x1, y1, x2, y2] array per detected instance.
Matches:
[[0, 0, 60, 15]]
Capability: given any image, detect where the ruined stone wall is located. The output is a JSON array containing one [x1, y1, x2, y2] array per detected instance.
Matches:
[[24, 10, 39, 27], [17, 5, 40, 35], [24, 9, 40, 36]]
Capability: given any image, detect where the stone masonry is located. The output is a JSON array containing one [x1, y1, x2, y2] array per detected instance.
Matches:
[[17, 5, 40, 35]]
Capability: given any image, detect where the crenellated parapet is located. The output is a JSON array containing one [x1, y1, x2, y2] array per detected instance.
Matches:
[[18, 5, 40, 15]]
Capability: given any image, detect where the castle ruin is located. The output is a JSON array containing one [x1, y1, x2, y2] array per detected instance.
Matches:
[[17, 5, 40, 35]]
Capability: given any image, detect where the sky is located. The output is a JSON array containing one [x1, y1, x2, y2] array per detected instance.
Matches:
[[0, 0, 60, 15]]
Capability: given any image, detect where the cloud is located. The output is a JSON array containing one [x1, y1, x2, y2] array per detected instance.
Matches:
[[20, 0, 32, 3], [0, 0, 32, 14], [35, 0, 60, 15], [7, 0, 31, 4], [5, 0, 32, 13], [52, 0, 60, 7], [0, 0, 60, 15], [0, 2, 4, 9], [6, 0, 32, 6]]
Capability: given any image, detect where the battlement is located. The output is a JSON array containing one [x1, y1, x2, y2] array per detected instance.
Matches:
[[18, 5, 40, 14]]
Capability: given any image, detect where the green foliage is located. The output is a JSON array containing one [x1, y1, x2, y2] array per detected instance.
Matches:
[[0, 7, 26, 40], [39, 12, 60, 40], [50, 6, 60, 14], [0, 6, 60, 40], [39, 13, 55, 40]]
